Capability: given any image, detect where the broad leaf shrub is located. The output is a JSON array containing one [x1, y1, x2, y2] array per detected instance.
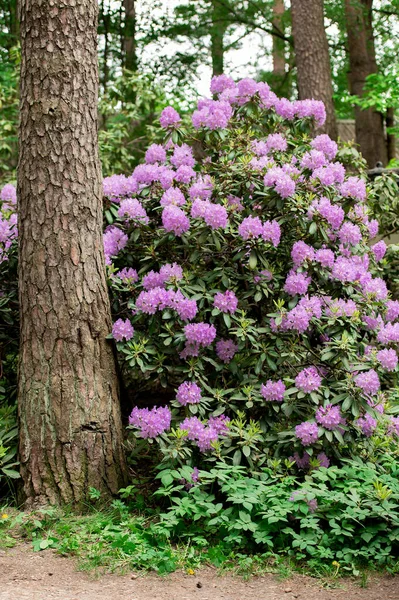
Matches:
[[103, 75, 399, 472], [0, 183, 19, 493]]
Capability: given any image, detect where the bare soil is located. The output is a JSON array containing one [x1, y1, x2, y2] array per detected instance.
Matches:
[[1, 544, 399, 600]]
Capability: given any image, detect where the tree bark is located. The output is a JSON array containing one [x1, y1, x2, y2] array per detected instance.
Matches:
[[18, 0, 127, 506], [386, 107, 396, 163], [123, 0, 138, 72], [272, 0, 285, 78], [211, 0, 226, 77], [291, 0, 338, 140], [344, 0, 387, 167]]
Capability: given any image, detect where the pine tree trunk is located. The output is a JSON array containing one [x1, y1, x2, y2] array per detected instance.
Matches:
[[123, 0, 137, 72], [344, 0, 387, 167], [211, 0, 226, 77], [18, 0, 127, 506], [291, 0, 338, 140]]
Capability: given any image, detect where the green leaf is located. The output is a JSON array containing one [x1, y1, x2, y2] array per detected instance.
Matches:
[[223, 313, 231, 328], [249, 251, 258, 270], [233, 450, 242, 466]]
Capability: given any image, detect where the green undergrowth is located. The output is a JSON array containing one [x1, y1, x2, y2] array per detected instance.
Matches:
[[2, 456, 399, 580]]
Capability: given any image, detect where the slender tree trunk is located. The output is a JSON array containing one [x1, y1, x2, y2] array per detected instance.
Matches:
[[18, 0, 127, 506], [291, 0, 338, 140], [100, 0, 111, 93], [272, 0, 285, 78], [211, 0, 226, 77], [386, 107, 396, 163], [6, 0, 19, 50], [344, 0, 387, 166], [123, 0, 137, 71]]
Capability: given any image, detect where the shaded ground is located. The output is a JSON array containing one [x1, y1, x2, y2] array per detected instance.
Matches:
[[0, 544, 399, 600]]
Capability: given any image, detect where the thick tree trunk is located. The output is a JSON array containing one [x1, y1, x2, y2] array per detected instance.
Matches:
[[123, 0, 138, 72], [344, 0, 387, 167], [291, 0, 338, 140], [272, 0, 286, 78], [211, 0, 226, 77], [18, 0, 127, 506]]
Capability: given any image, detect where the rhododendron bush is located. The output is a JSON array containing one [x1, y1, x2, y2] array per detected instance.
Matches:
[[1, 76, 399, 477], [102, 75, 399, 471]]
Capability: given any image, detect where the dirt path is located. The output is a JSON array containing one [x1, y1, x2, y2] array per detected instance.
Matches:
[[0, 544, 399, 600]]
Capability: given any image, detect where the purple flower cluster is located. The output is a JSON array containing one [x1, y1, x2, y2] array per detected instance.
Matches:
[[295, 421, 319, 446], [264, 166, 296, 198], [184, 323, 217, 346], [129, 406, 172, 438], [260, 380, 286, 402], [160, 187, 186, 207], [118, 198, 149, 224], [159, 106, 181, 128], [191, 199, 228, 229], [355, 369, 380, 396], [284, 271, 311, 296], [339, 176, 367, 201], [103, 174, 139, 199], [213, 290, 238, 314], [237, 216, 281, 246], [295, 367, 322, 393], [315, 404, 345, 430], [171, 144, 196, 168], [103, 226, 128, 264], [376, 349, 398, 371], [291, 452, 330, 470], [372, 240, 387, 262], [145, 144, 166, 164], [192, 98, 233, 130], [338, 222, 362, 246], [136, 287, 197, 321], [216, 339, 238, 363], [310, 196, 344, 229], [291, 241, 314, 267], [386, 300, 399, 322], [356, 413, 377, 437], [180, 415, 229, 451], [176, 381, 202, 405], [162, 205, 190, 236], [311, 134, 338, 160], [324, 298, 357, 318], [115, 267, 138, 283], [112, 318, 134, 342], [142, 263, 183, 290], [377, 323, 399, 344]]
